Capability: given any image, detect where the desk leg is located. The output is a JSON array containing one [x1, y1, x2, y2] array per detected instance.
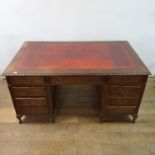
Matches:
[[16, 114, 22, 124], [132, 113, 138, 123], [49, 116, 55, 123], [100, 114, 106, 122]]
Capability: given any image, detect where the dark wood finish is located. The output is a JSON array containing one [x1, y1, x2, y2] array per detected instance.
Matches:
[[16, 107, 48, 115], [108, 86, 142, 97], [45, 77, 55, 122], [9, 76, 45, 85], [2, 41, 151, 123], [100, 75, 148, 122], [15, 98, 47, 106], [108, 75, 145, 85], [103, 106, 136, 114], [107, 98, 139, 106], [50, 76, 105, 85], [11, 87, 46, 97]]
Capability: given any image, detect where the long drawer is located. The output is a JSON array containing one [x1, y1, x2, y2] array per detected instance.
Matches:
[[107, 97, 139, 106], [15, 98, 47, 106], [16, 107, 48, 115], [12, 87, 46, 97], [103, 106, 136, 114], [8, 76, 45, 85], [50, 76, 105, 85], [108, 86, 141, 97]]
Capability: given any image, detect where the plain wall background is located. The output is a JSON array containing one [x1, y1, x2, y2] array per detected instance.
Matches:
[[0, 0, 155, 75]]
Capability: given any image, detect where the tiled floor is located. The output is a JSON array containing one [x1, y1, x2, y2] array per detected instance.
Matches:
[[0, 77, 155, 155]]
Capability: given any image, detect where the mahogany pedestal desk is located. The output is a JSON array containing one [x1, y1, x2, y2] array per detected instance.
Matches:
[[3, 41, 151, 123]]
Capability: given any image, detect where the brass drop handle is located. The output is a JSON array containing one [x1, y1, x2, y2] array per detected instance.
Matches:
[[118, 77, 131, 82], [27, 77, 33, 83], [25, 89, 30, 95], [120, 89, 129, 96], [28, 100, 32, 105], [117, 99, 127, 105]]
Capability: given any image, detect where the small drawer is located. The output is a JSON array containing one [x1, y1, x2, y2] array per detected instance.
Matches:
[[15, 98, 47, 106], [108, 86, 141, 97], [12, 87, 46, 97], [103, 106, 136, 114], [9, 77, 45, 85], [108, 75, 145, 85], [107, 98, 139, 106], [16, 107, 48, 115]]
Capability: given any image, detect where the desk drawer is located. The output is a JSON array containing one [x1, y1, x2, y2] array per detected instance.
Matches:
[[16, 107, 48, 115], [50, 76, 104, 84], [108, 86, 141, 97], [12, 87, 46, 97], [15, 98, 47, 106], [107, 98, 139, 106], [104, 106, 136, 114], [108, 75, 145, 85], [9, 77, 45, 85]]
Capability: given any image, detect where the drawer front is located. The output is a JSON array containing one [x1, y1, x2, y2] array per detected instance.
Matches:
[[104, 106, 136, 114], [108, 86, 141, 97], [16, 107, 48, 115], [107, 98, 139, 106], [9, 77, 45, 85], [108, 75, 145, 85], [50, 76, 105, 85], [12, 87, 46, 97], [15, 98, 47, 106]]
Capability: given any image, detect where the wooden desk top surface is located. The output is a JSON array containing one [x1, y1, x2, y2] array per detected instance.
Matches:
[[3, 41, 151, 76]]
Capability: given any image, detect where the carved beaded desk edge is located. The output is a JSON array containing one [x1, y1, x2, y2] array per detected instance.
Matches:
[[2, 41, 151, 123]]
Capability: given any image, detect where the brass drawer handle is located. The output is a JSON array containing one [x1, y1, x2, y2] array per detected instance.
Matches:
[[120, 77, 131, 82], [25, 90, 30, 95], [120, 89, 129, 96], [28, 100, 32, 105], [26, 77, 33, 83], [117, 99, 127, 105]]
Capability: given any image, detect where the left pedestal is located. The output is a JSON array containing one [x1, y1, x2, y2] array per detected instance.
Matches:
[[6, 76, 54, 123]]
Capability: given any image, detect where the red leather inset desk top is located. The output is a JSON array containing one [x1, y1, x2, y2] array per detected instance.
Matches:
[[3, 41, 150, 76]]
